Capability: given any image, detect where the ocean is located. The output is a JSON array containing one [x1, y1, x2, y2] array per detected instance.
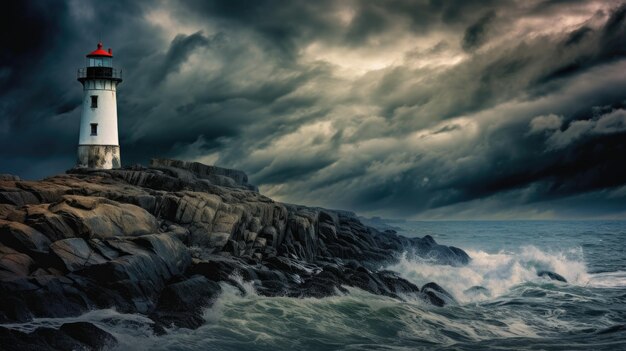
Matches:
[[7, 220, 626, 350]]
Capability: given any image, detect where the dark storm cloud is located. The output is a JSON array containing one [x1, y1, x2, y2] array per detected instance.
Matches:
[[2, 0, 626, 219], [461, 11, 495, 51], [153, 31, 218, 84]]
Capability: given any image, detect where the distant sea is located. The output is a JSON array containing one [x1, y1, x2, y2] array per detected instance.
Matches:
[[8, 221, 626, 350]]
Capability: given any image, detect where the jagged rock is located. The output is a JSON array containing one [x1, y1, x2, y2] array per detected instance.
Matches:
[[192, 231, 231, 250], [151, 158, 257, 191], [0, 159, 472, 341], [190, 257, 242, 281], [258, 225, 278, 247], [50, 238, 107, 272], [243, 230, 257, 243], [248, 217, 262, 233], [164, 224, 190, 244], [158, 193, 220, 225]]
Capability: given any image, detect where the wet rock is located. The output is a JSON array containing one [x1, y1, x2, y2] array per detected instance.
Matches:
[[132, 233, 191, 276], [422, 282, 456, 307], [77, 236, 189, 312], [151, 275, 222, 329], [157, 275, 221, 312], [409, 235, 471, 266], [50, 238, 107, 272], [89, 239, 120, 260], [192, 231, 231, 250], [60, 322, 118, 349], [190, 257, 242, 281], [0, 327, 64, 351], [537, 270, 567, 282], [377, 270, 421, 295], [0, 159, 472, 337]]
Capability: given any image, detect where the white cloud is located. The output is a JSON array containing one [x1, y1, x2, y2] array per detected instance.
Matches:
[[527, 114, 563, 135], [545, 109, 626, 150]]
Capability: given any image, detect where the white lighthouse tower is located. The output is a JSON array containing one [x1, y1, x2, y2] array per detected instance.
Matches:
[[76, 42, 122, 169]]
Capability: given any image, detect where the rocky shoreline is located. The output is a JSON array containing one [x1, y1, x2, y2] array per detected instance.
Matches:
[[0, 159, 470, 350]]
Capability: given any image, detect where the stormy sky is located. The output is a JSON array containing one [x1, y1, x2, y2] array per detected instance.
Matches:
[[2, 0, 626, 219]]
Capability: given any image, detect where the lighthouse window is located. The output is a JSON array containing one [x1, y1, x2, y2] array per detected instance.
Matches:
[[90, 123, 98, 136], [91, 95, 98, 108]]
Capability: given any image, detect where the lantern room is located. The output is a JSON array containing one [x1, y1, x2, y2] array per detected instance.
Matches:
[[86, 42, 113, 67], [78, 42, 122, 83]]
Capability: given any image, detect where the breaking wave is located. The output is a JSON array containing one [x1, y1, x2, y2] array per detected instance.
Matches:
[[387, 245, 595, 302]]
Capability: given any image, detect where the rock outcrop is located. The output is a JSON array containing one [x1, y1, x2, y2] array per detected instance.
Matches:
[[0, 321, 117, 351], [0, 160, 468, 345]]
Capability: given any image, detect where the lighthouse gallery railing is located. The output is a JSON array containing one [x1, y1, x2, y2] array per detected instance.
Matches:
[[77, 67, 123, 80]]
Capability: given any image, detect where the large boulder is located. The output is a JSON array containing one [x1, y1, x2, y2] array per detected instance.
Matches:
[[150, 158, 257, 191], [132, 233, 191, 276], [49, 195, 158, 239], [59, 322, 118, 349], [0, 245, 34, 279], [150, 275, 222, 329], [0, 220, 51, 256], [50, 238, 107, 272], [77, 234, 191, 313], [23, 205, 78, 242], [409, 235, 471, 266]]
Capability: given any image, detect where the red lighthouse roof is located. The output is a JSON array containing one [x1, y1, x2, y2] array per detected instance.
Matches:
[[86, 42, 113, 57]]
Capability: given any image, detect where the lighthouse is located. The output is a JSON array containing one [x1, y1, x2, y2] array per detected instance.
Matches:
[[76, 42, 122, 169]]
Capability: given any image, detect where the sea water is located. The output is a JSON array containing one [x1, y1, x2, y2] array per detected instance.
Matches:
[[8, 221, 626, 350]]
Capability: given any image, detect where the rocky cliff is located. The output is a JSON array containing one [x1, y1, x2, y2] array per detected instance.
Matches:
[[0, 161, 470, 349]]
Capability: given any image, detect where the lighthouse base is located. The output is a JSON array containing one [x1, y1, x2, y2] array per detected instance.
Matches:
[[77, 145, 121, 169]]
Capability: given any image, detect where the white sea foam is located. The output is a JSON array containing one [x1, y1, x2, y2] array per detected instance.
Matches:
[[587, 271, 626, 288], [387, 245, 590, 302]]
